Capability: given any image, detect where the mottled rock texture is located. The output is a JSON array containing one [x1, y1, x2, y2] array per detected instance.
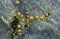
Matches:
[[0, 0, 60, 39]]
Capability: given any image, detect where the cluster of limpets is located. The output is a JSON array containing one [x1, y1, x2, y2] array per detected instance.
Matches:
[[10, 0, 53, 38]]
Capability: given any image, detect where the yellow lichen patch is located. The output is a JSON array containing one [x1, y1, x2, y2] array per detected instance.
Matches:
[[24, 19, 29, 24], [44, 13, 49, 17], [28, 16, 34, 21], [44, 17, 49, 22], [20, 15, 24, 18], [18, 15, 25, 22], [17, 24, 21, 29], [34, 15, 39, 19], [15, 0, 20, 6], [25, 11, 29, 15], [19, 18, 24, 22], [17, 29, 21, 33], [17, 12, 21, 17], [39, 16, 44, 20]]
